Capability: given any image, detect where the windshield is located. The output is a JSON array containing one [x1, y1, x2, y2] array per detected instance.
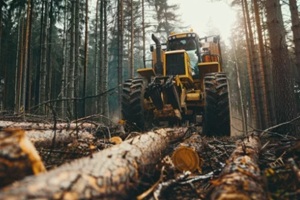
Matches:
[[167, 37, 199, 75], [168, 38, 197, 51]]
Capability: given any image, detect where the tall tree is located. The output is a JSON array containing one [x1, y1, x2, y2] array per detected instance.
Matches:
[[60, 0, 68, 117], [102, 0, 109, 117], [117, 0, 124, 118], [238, 0, 255, 129], [98, 0, 104, 114], [82, 0, 89, 116], [142, 0, 145, 68], [252, 0, 271, 127], [93, 0, 99, 112], [74, 0, 80, 117], [46, 0, 54, 103], [129, 0, 134, 78], [22, 0, 32, 115], [289, 0, 300, 82], [265, 0, 297, 132], [0, 0, 7, 73], [243, 0, 262, 129], [39, 0, 48, 113], [67, 0, 76, 117], [15, 14, 25, 114], [153, 0, 179, 38]]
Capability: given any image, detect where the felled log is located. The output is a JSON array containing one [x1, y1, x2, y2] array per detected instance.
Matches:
[[208, 133, 267, 200], [0, 120, 103, 150], [25, 129, 97, 149], [0, 128, 46, 188], [171, 133, 204, 173], [0, 128, 188, 200], [0, 120, 97, 130]]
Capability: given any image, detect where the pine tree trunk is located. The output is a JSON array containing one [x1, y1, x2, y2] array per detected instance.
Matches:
[[94, 0, 99, 112], [15, 14, 24, 114], [289, 0, 300, 81], [74, 0, 80, 117], [0, 3, 2, 67], [39, 0, 48, 114], [82, 0, 89, 116], [130, 0, 134, 78], [46, 0, 54, 104], [60, 0, 68, 118], [98, 0, 104, 115], [253, 0, 270, 128], [22, 0, 31, 116], [265, 0, 297, 133], [0, 128, 187, 200], [103, 0, 109, 117], [117, 0, 123, 118], [242, 0, 258, 129], [67, 0, 76, 118]]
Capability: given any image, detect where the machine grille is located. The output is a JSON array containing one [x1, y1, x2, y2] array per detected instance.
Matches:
[[166, 53, 186, 76]]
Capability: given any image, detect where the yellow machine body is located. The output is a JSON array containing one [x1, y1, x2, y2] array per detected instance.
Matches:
[[137, 31, 223, 122]]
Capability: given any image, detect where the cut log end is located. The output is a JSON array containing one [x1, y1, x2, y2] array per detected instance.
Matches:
[[0, 128, 46, 188], [171, 146, 203, 173]]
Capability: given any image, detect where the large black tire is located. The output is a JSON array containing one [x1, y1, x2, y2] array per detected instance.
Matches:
[[202, 73, 230, 136], [121, 78, 146, 131]]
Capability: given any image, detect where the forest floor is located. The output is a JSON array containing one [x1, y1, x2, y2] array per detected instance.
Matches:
[[0, 113, 299, 199]]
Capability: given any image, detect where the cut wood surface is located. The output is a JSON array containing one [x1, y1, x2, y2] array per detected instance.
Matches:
[[0, 128, 188, 200], [171, 133, 204, 173], [0, 128, 46, 188], [208, 133, 267, 200]]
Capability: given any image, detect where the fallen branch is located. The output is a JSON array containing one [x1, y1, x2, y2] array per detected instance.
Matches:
[[153, 171, 191, 200], [260, 115, 300, 137]]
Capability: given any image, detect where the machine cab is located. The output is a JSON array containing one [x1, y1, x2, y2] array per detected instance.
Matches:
[[167, 32, 201, 62]]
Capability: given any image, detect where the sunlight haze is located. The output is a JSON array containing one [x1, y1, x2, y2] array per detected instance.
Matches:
[[173, 0, 237, 40]]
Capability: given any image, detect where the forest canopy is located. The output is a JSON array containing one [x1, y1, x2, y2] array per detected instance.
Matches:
[[0, 0, 300, 133]]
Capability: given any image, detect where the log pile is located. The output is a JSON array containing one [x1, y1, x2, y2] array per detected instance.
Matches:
[[0, 128, 188, 199], [0, 117, 299, 199]]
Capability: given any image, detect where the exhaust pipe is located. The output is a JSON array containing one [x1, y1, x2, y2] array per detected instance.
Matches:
[[151, 34, 163, 74]]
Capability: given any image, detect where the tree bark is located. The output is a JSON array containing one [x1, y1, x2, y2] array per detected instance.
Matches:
[[117, 0, 123, 118], [39, 0, 48, 114], [22, 0, 31, 115], [0, 128, 187, 200], [67, 0, 76, 117], [252, 0, 270, 127], [102, 0, 109, 117], [82, 0, 89, 116], [289, 0, 300, 81], [241, 0, 259, 129], [208, 134, 267, 200], [265, 0, 297, 133]]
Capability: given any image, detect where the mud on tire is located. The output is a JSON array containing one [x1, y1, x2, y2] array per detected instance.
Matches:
[[202, 73, 230, 136]]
